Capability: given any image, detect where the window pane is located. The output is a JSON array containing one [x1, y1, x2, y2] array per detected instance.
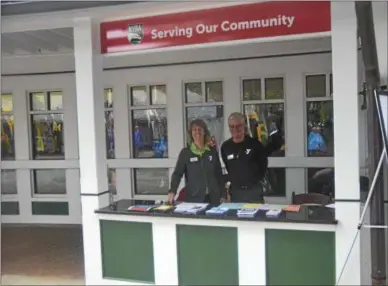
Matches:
[[186, 106, 224, 148], [151, 85, 167, 105], [48, 91, 63, 110], [264, 168, 286, 196], [134, 168, 169, 195], [104, 88, 113, 108], [306, 101, 334, 157], [108, 168, 117, 195], [30, 92, 46, 111], [244, 103, 285, 157], [33, 169, 66, 194], [265, 78, 284, 99], [131, 86, 148, 106], [306, 75, 326, 98], [31, 114, 64, 159], [1, 170, 17, 195], [185, 82, 202, 103], [205, 81, 223, 102], [307, 168, 335, 197], [243, 79, 261, 101], [2, 115, 15, 160], [131, 109, 168, 158], [105, 111, 115, 159], [1, 94, 13, 112]]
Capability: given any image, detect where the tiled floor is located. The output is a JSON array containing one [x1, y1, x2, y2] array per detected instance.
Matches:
[[1, 225, 85, 285]]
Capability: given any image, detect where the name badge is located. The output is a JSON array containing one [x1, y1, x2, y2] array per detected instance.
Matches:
[[190, 157, 198, 162], [227, 154, 234, 160]]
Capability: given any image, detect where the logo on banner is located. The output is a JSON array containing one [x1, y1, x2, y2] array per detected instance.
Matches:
[[127, 24, 143, 45]]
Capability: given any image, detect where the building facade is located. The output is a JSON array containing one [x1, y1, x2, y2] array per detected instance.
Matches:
[[0, 1, 387, 285]]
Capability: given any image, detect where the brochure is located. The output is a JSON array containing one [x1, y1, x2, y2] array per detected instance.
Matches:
[[282, 205, 301, 212], [127, 205, 155, 212], [206, 207, 229, 216], [218, 203, 244, 210], [153, 205, 174, 212], [266, 209, 282, 218], [174, 203, 209, 214]]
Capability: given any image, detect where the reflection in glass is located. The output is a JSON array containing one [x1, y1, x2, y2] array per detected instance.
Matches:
[[104, 88, 113, 108], [105, 111, 115, 159], [263, 168, 286, 196], [307, 168, 335, 197], [186, 106, 224, 147], [31, 92, 46, 111], [306, 101, 334, 157], [1, 94, 13, 112], [131, 109, 168, 158], [151, 85, 167, 105], [134, 168, 169, 195], [48, 91, 63, 110], [108, 168, 117, 195], [205, 81, 223, 102], [244, 103, 285, 157], [33, 169, 66, 194], [1, 170, 17, 194], [243, 79, 261, 101], [185, 82, 202, 103], [131, 86, 148, 106], [2, 115, 15, 160], [265, 78, 284, 99], [31, 114, 64, 159], [306, 75, 326, 98]]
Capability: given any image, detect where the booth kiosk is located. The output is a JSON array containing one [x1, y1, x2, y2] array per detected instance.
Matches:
[[73, 1, 367, 285]]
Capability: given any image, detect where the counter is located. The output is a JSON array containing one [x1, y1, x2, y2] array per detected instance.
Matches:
[[95, 200, 337, 285]]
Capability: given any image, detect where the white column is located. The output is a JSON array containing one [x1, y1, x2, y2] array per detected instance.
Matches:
[[331, 2, 361, 285], [74, 17, 109, 285]]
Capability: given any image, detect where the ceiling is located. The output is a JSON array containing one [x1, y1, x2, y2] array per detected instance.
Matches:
[[1, 1, 135, 16], [1, 28, 74, 56]]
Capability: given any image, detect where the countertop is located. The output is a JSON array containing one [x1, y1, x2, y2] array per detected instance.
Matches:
[[95, 199, 337, 225]]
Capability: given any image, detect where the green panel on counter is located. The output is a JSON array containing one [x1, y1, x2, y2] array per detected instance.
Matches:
[[1, 201, 19, 215], [100, 220, 154, 283], [266, 229, 335, 285], [31, 202, 69, 215], [177, 224, 239, 286]]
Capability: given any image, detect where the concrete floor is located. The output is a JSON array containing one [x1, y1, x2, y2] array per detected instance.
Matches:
[[1, 225, 85, 285]]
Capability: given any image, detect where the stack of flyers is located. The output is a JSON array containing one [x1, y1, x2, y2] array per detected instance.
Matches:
[[173, 203, 209, 214], [153, 204, 174, 212], [266, 209, 283, 218], [242, 203, 261, 209], [218, 203, 244, 210], [282, 205, 301, 212], [259, 204, 285, 211], [205, 207, 229, 216], [237, 206, 261, 218], [127, 205, 155, 212]]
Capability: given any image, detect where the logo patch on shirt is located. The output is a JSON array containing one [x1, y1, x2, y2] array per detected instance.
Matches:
[[245, 149, 251, 155], [190, 157, 198, 162], [209, 155, 212, 162], [227, 154, 234, 160]]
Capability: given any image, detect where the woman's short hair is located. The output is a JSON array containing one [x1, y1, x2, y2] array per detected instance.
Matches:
[[187, 119, 211, 145]]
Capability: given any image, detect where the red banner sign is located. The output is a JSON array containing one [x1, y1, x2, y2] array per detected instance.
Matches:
[[101, 1, 331, 54]]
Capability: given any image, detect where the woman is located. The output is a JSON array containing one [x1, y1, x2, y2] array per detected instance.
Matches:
[[168, 119, 225, 204]]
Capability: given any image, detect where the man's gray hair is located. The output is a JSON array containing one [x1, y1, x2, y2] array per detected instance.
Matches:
[[228, 112, 245, 123]]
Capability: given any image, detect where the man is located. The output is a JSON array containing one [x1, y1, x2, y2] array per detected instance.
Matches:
[[221, 112, 268, 203]]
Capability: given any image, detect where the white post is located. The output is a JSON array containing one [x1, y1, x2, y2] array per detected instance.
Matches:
[[331, 2, 361, 285], [73, 17, 109, 285]]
